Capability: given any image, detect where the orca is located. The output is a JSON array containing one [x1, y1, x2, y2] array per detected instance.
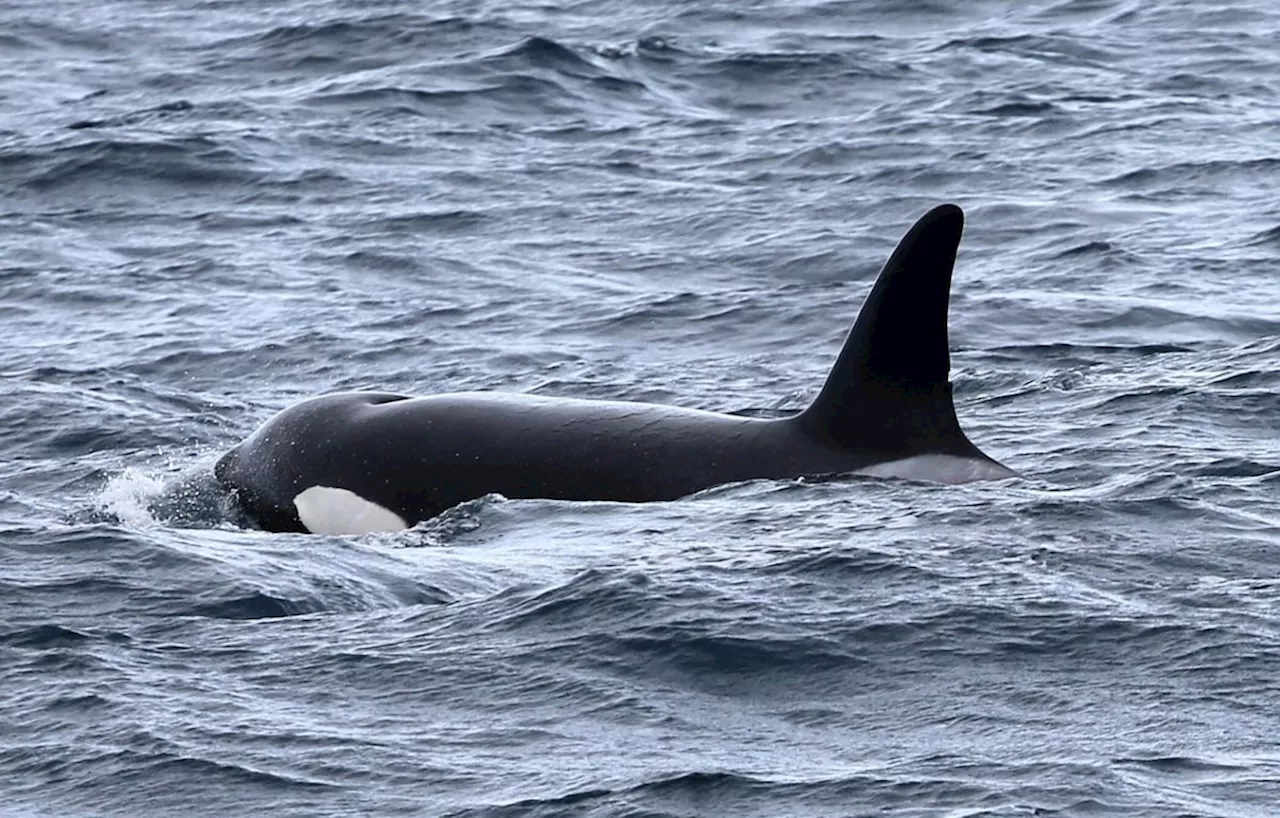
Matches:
[[215, 204, 1015, 534]]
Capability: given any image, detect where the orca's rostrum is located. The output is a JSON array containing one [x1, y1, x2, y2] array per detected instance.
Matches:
[[215, 204, 1015, 534]]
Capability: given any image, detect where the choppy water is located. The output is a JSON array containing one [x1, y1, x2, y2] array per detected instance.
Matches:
[[3, 0, 1279, 815]]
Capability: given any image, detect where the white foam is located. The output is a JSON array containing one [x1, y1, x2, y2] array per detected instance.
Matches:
[[97, 466, 168, 528], [855, 454, 1019, 485], [292, 485, 409, 535]]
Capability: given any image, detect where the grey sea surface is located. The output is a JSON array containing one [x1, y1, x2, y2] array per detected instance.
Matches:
[[2, 0, 1278, 815]]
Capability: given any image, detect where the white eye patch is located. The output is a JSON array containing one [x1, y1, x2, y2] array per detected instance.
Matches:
[[292, 485, 409, 535]]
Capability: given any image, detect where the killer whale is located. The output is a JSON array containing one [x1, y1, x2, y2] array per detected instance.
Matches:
[[215, 204, 1015, 534]]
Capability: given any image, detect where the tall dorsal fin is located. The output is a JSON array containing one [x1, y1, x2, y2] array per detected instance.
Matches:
[[796, 204, 981, 456]]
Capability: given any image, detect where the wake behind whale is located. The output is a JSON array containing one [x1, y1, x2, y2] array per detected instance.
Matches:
[[215, 204, 1015, 534]]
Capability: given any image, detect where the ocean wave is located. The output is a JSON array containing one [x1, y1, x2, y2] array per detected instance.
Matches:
[[9, 136, 259, 193], [66, 99, 196, 131], [1103, 157, 1280, 190], [0, 623, 130, 649], [182, 590, 328, 620], [209, 13, 503, 75], [2, 746, 338, 816], [300, 34, 667, 123], [936, 32, 1121, 66]]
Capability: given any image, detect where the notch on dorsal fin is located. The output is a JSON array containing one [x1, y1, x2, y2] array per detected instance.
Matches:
[[796, 204, 990, 459]]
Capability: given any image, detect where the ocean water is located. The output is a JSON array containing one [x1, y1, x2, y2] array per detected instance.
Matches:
[[2, 0, 1279, 815]]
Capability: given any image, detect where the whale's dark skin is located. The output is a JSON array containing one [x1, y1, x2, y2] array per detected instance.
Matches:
[[215, 204, 1013, 533]]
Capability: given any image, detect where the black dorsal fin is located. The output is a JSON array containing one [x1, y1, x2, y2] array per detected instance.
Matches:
[[796, 204, 981, 456]]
